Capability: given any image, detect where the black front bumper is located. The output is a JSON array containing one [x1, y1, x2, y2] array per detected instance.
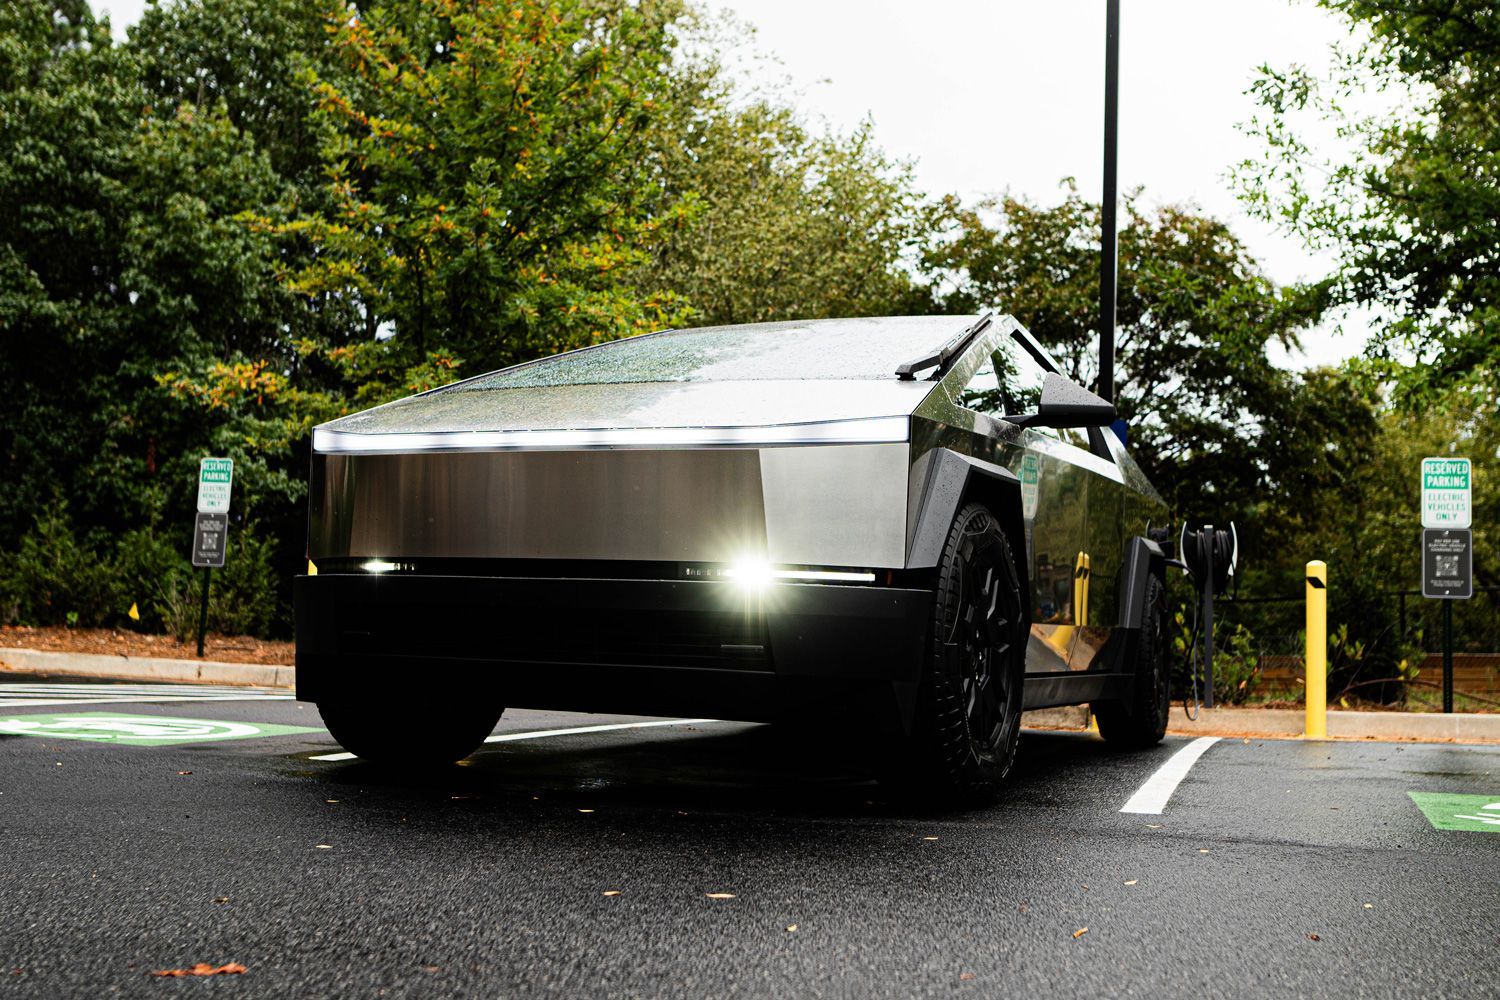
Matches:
[[294, 573, 932, 726]]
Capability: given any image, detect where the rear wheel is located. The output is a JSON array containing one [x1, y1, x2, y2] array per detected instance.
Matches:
[[886, 501, 1026, 802], [1093, 573, 1169, 748], [317, 688, 504, 767]]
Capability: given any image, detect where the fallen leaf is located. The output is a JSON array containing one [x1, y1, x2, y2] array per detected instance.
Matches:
[[1017, 903, 1028, 914], [1124, 880, 1138, 886], [212, 897, 229, 905], [785, 923, 798, 933], [1307, 933, 1321, 942], [959, 972, 976, 981], [705, 892, 736, 900], [1072, 928, 1088, 939], [177, 771, 192, 776], [1080, 884, 1089, 891], [601, 890, 622, 897], [150, 962, 246, 978]]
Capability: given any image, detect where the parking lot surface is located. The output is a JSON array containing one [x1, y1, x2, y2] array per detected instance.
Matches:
[[1, 675, 1496, 998]]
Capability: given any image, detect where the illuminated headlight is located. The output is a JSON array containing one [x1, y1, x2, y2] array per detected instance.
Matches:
[[361, 559, 404, 573], [724, 559, 775, 591]]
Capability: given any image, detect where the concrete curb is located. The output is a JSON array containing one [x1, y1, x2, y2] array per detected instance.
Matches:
[[1167, 706, 1500, 744], [0, 647, 294, 690], [1027, 704, 1500, 744]]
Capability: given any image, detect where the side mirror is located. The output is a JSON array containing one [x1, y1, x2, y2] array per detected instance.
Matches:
[[1004, 372, 1117, 429]]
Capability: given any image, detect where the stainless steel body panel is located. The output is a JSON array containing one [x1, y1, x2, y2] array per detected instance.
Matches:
[[309, 442, 913, 568], [760, 444, 909, 567], [907, 316, 1164, 677]]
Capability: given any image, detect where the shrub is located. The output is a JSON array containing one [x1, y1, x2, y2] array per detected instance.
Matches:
[[113, 526, 194, 633], [0, 501, 124, 626]]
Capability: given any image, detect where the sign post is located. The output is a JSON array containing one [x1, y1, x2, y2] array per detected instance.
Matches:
[[193, 459, 233, 658], [1420, 458, 1473, 714]]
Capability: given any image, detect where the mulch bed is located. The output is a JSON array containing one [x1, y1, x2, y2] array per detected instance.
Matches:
[[0, 625, 293, 666]]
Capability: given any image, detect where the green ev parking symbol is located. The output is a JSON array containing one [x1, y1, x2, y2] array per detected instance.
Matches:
[[0, 712, 321, 747], [1408, 792, 1500, 834]]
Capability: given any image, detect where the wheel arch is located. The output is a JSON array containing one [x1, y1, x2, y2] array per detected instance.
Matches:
[[1117, 535, 1166, 630], [906, 447, 1030, 607]]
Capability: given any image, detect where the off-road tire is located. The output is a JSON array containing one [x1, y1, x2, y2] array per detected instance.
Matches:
[[1093, 573, 1169, 748], [887, 501, 1027, 803], [317, 690, 504, 767]]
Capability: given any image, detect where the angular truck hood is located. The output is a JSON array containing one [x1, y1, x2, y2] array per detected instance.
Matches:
[[314, 379, 938, 453]]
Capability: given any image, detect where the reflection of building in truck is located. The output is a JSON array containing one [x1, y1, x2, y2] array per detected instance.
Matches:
[[295, 315, 1171, 800]]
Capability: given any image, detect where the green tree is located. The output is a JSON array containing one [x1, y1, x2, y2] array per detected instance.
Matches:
[[638, 100, 930, 325], [286, 0, 698, 382], [1234, 0, 1500, 403], [130, 0, 333, 188], [0, 0, 311, 623]]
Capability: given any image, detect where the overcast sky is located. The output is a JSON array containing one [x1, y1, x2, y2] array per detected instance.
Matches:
[[97, 0, 1360, 366]]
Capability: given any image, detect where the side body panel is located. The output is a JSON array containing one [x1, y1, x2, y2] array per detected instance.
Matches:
[[901, 318, 1167, 708]]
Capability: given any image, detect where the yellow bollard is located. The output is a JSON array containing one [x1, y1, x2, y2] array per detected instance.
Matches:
[[1304, 560, 1327, 739]]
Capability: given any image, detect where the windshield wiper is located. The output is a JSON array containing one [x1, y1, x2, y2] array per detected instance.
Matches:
[[895, 314, 993, 380]]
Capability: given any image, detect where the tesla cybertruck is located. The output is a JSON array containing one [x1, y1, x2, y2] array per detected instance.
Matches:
[[296, 314, 1170, 795]]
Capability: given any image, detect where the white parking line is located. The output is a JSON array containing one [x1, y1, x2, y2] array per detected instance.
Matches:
[[1119, 736, 1221, 815], [308, 718, 718, 762], [0, 682, 291, 709], [0, 696, 295, 708]]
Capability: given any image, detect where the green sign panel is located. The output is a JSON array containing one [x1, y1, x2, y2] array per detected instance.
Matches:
[[1408, 791, 1500, 833], [197, 456, 234, 514], [1420, 457, 1471, 529], [0, 712, 320, 746]]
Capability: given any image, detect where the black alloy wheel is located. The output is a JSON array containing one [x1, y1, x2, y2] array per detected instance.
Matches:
[[891, 501, 1027, 802]]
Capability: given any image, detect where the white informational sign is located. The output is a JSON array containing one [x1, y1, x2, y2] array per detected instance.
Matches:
[[1420, 457, 1471, 529], [196, 457, 234, 514]]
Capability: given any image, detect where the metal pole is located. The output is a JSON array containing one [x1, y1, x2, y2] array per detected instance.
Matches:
[[1202, 523, 1214, 709], [1305, 561, 1327, 738], [196, 568, 211, 659], [1098, 0, 1120, 403], [1442, 599, 1453, 714]]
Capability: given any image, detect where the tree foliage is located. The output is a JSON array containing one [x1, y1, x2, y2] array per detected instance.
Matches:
[[1234, 0, 1500, 403]]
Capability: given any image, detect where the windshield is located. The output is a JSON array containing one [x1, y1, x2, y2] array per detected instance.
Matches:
[[445, 317, 971, 391]]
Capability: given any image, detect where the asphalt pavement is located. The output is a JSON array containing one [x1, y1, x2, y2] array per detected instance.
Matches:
[[0, 674, 1496, 998]]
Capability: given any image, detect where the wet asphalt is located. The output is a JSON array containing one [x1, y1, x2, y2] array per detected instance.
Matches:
[[0, 675, 1495, 998]]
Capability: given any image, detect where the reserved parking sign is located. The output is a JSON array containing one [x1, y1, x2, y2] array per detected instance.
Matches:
[[1421, 457, 1471, 529]]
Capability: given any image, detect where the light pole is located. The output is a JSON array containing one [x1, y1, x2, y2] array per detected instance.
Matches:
[[1099, 0, 1119, 404]]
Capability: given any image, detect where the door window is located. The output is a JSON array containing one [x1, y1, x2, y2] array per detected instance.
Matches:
[[957, 337, 1087, 448]]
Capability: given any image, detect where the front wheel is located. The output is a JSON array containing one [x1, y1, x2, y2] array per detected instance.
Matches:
[[885, 501, 1027, 803], [317, 689, 504, 767]]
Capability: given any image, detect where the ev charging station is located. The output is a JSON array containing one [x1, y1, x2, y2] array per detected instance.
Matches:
[[1178, 523, 1238, 711]]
